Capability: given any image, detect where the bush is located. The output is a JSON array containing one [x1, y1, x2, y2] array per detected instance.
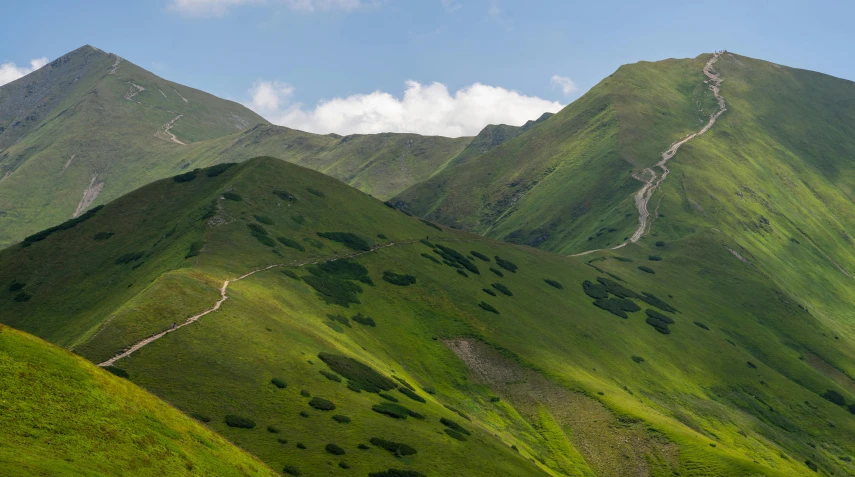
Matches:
[[190, 413, 211, 422], [593, 298, 640, 318], [276, 236, 305, 251], [638, 292, 677, 313], [22, 205, 103, 244], [399, 387, 426, 403], [332, 415, 351, 424], [327, 314, 352, 328], [185, 241, 205, 259], [694, 321, 710, 330], [206, 163, 234, 177], [848, 404, 855, 415], [326, 443, 346, 455], [339, 462, 350, 469], [317, 231, 372, 251], [303, 274, 363, 307], [648, 255, 662, 261], [274, 189, 296, 201], [299, 411, 310, 418], [638, 265, 655, 274], [470, 251, 490, 262], [93, 231, 114, 241], [489, 267, 504, 277], [544, 279, 563, 289], [13, 292, 32, 302], [443, 404, 471, 421], [822, 390, 846, 406], [419, 253, 440, 265], [383, 271, 416, 286], [224, 415, 256, 429], [291, 215, 305, 226], [222, 192, 242, 201], [444, 429, 468, 441], [482, 288, 497, 297], [632, 356, 645, 364], [248, 223, 268, 235], [309, 396, 336, 411], [614, 256, 633, 262], [320, 370, 343, 382], [456, 269, 468, 278], [377, 233, 388, 239], [645, 315, 671, 334], [252, 232, 275, 247], [318, 352, 397, 393], [115, 252, 144, 265], [369, 470, 425, 477], [369, 438, 418, 456], [358, 443, 371, 450], [655, 241, 666, 247], [271, 378, 288, 389], [8, 281, 25, 292], [596, 277, 638, 298], [494, 256, 518, 273], [419, 238, 434, 247], [434, 245, 480, 274], [747, 361, 757, 369], [105, 366, 129, 378], [372, 403, 423, 420], [582, 280, 609, 299], [478, 301, 499, 314], [394, 376, 415, 390], [267, 426, 280, 433], [306, 187, 325, 197], [420, 219, 442, 231], [805, 460, 818, 471], [283, 465, 302, 476], [173, 170, 198, 182], [645, 309, 674, 324], [303, 237, 324, 248], [440, 418, 470, 435], [281, 269, 300, 280], [379, 393, 399, 402], [491, 283, 513, 296], [254, 215, 274, 225], [352, 313, 376, 326]]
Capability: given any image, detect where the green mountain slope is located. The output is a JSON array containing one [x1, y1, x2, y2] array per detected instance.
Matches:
[[0, 325, 277, 476], [3, 157, 855, 476]]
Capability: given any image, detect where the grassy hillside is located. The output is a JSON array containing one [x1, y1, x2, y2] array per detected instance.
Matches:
[[0, 325, 277, 476], [3, 157, 855, 476]]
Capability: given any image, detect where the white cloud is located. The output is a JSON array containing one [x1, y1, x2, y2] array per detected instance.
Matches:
[[0, 57, 49, 87], [169, 0, 362, 16], [550, 75, 577, 96], [245, 79, 563, 137]]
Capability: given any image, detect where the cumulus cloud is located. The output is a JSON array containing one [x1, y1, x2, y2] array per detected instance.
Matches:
[[550, 75, 578, 96], [169, 0, 362, 16], [0, 57, 49, 87], [245, 80, 563, 137]]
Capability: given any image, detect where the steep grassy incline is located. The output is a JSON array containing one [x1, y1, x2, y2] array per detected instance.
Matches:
[[0, 325, 277, 476], [3, 158, 855, 476]]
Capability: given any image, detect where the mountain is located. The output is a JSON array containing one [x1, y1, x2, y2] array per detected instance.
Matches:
[[0, 325, 277, 475], [3, 157, 855, 476]]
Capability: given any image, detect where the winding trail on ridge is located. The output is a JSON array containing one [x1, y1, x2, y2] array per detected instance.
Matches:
[[570, 52, 727, 258], [97, 240, 415, 367]]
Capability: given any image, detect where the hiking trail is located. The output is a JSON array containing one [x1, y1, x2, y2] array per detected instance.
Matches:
[[571, 52, 726, 258]]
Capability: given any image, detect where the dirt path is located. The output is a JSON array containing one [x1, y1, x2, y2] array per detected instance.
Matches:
[[155, 115, 186, 145], [97, 240, 415, 367], [124, 83, 146, 101], [571, 52, 726, 258], [109, 56, 122, 75], [73, 174, 104, 218]]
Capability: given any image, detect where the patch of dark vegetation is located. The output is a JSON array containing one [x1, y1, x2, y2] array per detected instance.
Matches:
[[434, 245, 480, 274], [317, 231, 371, 251], [645, 310, 673, 334], [303, 266, 365, 307], [805, 460, 818, 472], [440, 418, 471, 436], [638, 292, 677, 313], [190, 413, 211, 423], [320, 369, 343, 382], [300, 390, 311, 397], [325, 321, 345, 333], [593, 298, 639, 318], [93, 231, 114, 241], [638, 265, 655, 274], [419, 239, 434, 247], [491, 283, 513, 296], [582, 280, 609, 299], [482, 288, 497, 297], [252, 232, 275, 247], [645, 309, 674, 324], [350, 313, 375, 327], [22, 205, 103, 245], [185, 241, 205, 259], [274, 189, 296, 201], [173, 170, 198, 182], [339, 462, 350, 469], [544, 279, 563, 289], [332, 414, 351, 424], [248, 223, 268, 235], [478, 301, 499, 314], [254, 215, 274, 225], [222, 192, 242, 201], [319, 352, 397, 393], [8, 281, 25, 292], [291, 215, 305, 226], [115, 251, 145, 265], [358, 443, 371, 450], [224, 415, 256, 429], [206, 163, 234, 177], [421, 253, 441, 264], [372, 402, 424, 420], [614, 256, 633, 262], [303, 237, 324, 248], [369, 438, 418, 456], [694, 321, 710, 330], [377, 233, 388, 239], [299, 410, 310, 418], [399, 387, 426, 403], [470, 251, 490, 262], [444, 429, 468, 441], [457, 269, 468, 278], [442, 404, 471, 421], [632, 356, 645, 364], [489, 267, 504, 277], [283, 465, 302, 476], [747, 361, 758, 369], [648, 255, 662, 261], [13, 292, 32, 302], [596, 277, 638, 298], [368, 470, 425, 477], [494, 256, 518, 273], [325, 443, 346, 455], [282, 269, 300, 280], [271, 378, 288, 389], [394, 377, 415, 391], [822, 389, 846, 406], [420, 219, 442, 231], [306, 187, 325, 197], [104, 366, 129, 378], [382, 271, 416, 286], [267, 426, 280, 433], [423, 386, 436, 395], [327, 314, 352, 328], [380, 393, 399, 402], [655, 241, 666, 247]]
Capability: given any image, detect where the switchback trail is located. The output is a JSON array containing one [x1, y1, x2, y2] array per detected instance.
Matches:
[[571, 52, 727, 258], [97, 240, 415, 367]]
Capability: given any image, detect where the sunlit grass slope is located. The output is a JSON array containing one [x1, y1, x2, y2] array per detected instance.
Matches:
[[0, 325, 277, 476]]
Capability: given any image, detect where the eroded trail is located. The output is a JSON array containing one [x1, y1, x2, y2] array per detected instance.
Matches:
[[155, 115, 186, 145], [571, 53, 726, 257], [97, 240, 413, 367]]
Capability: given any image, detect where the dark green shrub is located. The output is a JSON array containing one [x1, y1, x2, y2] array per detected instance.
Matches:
[[254, 215, 274, 225], [434, 245, 480, 274], [173, 170, 198, 182], [596, 277, 638, 298], [332, 415, 351, 423], [482, 288, 497, 297], [352, 313, 376, 326], [420, 219, 442, 231], [614, 256, 633, 262], [296, 442, 307, 449], [489, 397, 500, 403], [746, 361, 757, 369], [338, 462, 350, 469], [399, 387, 426, 403], [377, 233, 388, 239], [383, 271, 416, 286], [645, 309, 673, 324], [419, 239, 434, 247], [201, 201, 217, 220], [222, 192, 242, 201], [648, 255, 662, 261], [115, 252, 144, 264], [491, 283, 513, 296], [442, 404, 471, 421], [822, 390, 846, 406], [190, 413, 211, 423], [326, 443, 346, 455], [248, 223, 268, 235], [489, 267, 504, 277], [423, 386, 436, 395], [444, 429, 468, 441], [805, 460, 818, 471], [582, 280, 609, 299], [494, 256, 518, 273], [206, 163, 234, 177], [394, 377, 415, 390], [185, 241, 205, 258], [470, 251, 490, 262], [267, 426, 280, 433], [306, 187, 325, 197], [325, 320, 345, 333], [281, 269, 300, 280], [638, 266, 655, 274], [274, 189, 296, 201], [368, 470, 425, 477], [457, 269, 468, 278], [848, 404, 855, 415], [358, 443, 371, 450], [372, 403, 423, 420], [440, 418, 470, 435], [224, 415, 256, 429], [303, 237, 324, 248], [299, 411, 310, 418], [22, 205, 103, 244], [593, 298, 629, 318], [655, 241, 666, 247], [632, 356, 645, 364], [645, 315, 671, 334], [13, 292, 31, 302], [271, 378, 288, 389], [317, 231, 371, 251], [303, 274, 363, 307], [283, 466, 301, 476], [421, 253, 441, 264], [8, 281, 25, 292], [638, 292, 677, 313], [369, 438, 418, 456], [544, 279, 563, 289], [694, 321, 710, 330], [318, 352, 397, 393], [320, 370, 343, 382], [327, 314, 351, 328], [379, 393, 399, 402], [105, 366, 129, 378], [478, 301, 499, 314], [277, 236, 305, 251], [252, 232, 276, 247], [93, 232, 114, 241], [291, 215, 305, 225], [309, 396, 336, 411]]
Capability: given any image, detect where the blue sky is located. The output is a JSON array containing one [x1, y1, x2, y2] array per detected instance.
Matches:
[[2, 0, 853, 136]]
